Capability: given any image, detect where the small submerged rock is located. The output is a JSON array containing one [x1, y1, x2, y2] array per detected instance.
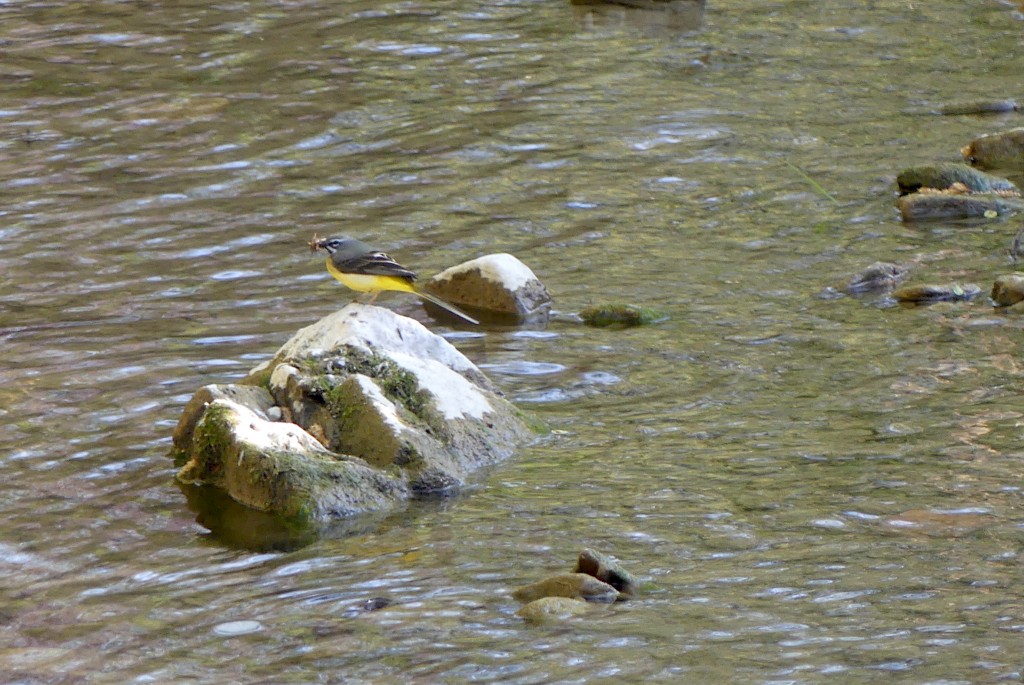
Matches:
[[897, 191, 1024, 222], [213, 620, 263, 637], [516, 597, 590, 623], [511, 548, 639, 624], [990, 273, 1024, 307], [575, 548, 639, 598], [580, 303, 667, 328], [512, 573, 619, 604], [936, 99, 1019, 116], [844, 262, 909, 295], [962, 127, 1024, 170], [892, 283, 982, 304]]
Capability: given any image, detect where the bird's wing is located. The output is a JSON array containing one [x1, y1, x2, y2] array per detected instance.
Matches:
[[334, 250, 418, 282]]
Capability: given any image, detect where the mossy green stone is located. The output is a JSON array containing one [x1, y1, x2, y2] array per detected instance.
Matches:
[[896, 163, 1018, 195], [580, 304, 666, 328]]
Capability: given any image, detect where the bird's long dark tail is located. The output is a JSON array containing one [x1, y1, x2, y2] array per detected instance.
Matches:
[[413, 289, 479, 325]]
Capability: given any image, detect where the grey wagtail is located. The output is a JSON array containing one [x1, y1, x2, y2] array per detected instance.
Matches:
[[310, 234, 479, 325]]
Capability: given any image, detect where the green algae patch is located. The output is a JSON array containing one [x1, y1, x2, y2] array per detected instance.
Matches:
[[580, 304, 667, 328], [515, 406, 550, 435], [305, 347, 449, 442], [324, 375, 418, 470], [308, 347, 433, 423], [342, 352, 429, 419]]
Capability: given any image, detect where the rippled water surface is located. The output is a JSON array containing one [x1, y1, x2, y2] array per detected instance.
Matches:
[[3, 0, 1024, 682]]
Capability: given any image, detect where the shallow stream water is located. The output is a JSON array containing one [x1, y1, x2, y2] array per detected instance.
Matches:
[[3, 1, 1024, 682]]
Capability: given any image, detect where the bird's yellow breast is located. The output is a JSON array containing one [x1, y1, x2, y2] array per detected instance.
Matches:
[[326, 258, 415, 294]]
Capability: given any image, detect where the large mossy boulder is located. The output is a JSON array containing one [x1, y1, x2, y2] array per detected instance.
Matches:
[[173, 304, 532, 529]]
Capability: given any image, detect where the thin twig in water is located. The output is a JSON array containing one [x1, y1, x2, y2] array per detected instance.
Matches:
[[784, 160, 841, 207]]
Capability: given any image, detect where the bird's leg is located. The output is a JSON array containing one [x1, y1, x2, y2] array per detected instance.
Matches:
[[367, 291, 381, 305]]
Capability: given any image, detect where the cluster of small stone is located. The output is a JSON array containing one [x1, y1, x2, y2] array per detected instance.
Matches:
[[512, 549, 639, 623]]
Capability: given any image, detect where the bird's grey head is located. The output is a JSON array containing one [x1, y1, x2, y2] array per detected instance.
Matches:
[[319, 236, 356, 255]]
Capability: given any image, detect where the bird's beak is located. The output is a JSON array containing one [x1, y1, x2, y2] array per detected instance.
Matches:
[[308, 233, 326, 252]]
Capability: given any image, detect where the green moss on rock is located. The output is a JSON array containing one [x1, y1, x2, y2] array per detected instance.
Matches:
[[580, 304, 667, 328], [304, 346, 448, 439], [302, 347, 425, 416], [896, 163, 1019, 195]]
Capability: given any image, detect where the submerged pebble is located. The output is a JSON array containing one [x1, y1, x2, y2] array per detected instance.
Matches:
[[512, 573, 619, 604], [575, 548, 638, 599], [213, 620, 263, 636], [892, 283, 982, 304], [897, 192, 1024, 221], [516, 596, 590, 623], [845, 262, 909, 294], [937, 99, 1019, 116]]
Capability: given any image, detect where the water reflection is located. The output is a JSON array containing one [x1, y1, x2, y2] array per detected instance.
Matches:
[[181, 484, 385, 552]]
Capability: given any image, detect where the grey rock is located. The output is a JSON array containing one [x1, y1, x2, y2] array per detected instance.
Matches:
[[425, 254, 551, 321], [173, 304, 531, 526]]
